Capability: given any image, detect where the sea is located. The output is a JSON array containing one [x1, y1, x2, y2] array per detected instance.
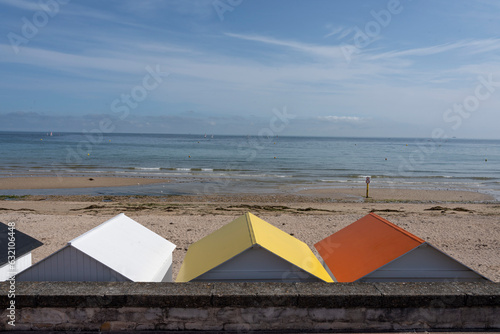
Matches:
[[0, 131, 499, 199]]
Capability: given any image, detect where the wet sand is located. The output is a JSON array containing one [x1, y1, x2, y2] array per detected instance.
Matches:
[[0, 176, 169, 190], [1, 176, 496, 202]]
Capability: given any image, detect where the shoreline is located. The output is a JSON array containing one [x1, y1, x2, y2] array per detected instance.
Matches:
[[296, 186, 495, 202], [0, 176, 496, 203]]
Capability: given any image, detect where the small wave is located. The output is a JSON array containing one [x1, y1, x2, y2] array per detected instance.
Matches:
[[481, 181, 500, 186], [173, 167, 232, 173], [213, 168, 248, 172], [134, 167, 161, 170], [235, 173, 290, 179], [349, 174, 498, 181], [78, 170, 110, 174], [320, 179, 350, 183], [190, 168, 214, 172]]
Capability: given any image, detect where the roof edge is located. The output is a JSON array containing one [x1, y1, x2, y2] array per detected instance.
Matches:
[[73, 246, 133, 282], [16, 244, 70, 278], [245, 212, 257, 245], [368, 213, 425, 244], [68, 213, 126, 245], [18, 245, 132, 282], [177, 245, 254, 282], [255, 244, 334, 283], [353, 242, 421, 282], [422, 242, 491, 281]]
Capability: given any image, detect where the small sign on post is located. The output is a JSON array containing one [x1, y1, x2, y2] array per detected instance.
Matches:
[[365, 176, 371, 198]]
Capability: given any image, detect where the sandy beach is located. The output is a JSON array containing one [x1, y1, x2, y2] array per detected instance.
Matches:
[[0, 177, 500, 282], [1, 177, 499, 282]]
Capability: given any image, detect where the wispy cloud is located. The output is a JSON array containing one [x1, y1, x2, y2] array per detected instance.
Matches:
[[367, 39, 500, 60], [0, 44, 144, 74], [121, 0, 215, 18], [60, 5, 124, 23], [318, 116, 364, 122], [225, 33, 345, 60], [323, 24, 353, 40], [0, 0, 40, 11], [337, 28, 354, 40], [324, 26, 342, 38], [367, 41, 470, 60], [466, 38, 500, 54]]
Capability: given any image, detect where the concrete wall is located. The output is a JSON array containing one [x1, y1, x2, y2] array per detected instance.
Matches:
[[1, 281, 499, 332]]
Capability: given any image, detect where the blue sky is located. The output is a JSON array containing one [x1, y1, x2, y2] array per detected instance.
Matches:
[[1, 0, 500, 138]]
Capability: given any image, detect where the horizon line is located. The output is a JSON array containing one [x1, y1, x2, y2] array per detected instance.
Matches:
[[0, 130, 498, 141]]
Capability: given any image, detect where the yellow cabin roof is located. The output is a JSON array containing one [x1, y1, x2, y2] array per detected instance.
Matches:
[[176, 212, 333, 282]]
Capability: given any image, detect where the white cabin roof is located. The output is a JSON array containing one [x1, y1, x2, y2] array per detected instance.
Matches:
[[68, 213, 175, 282]]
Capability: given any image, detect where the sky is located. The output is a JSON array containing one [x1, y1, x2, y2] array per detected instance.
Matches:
[[1, 0, 500, 138]]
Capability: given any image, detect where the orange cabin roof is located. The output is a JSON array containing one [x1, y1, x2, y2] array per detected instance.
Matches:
[[314, 213, 424, 282]]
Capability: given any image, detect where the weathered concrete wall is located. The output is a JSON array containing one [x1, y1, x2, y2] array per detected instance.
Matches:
[[1, 281, 499, 331]]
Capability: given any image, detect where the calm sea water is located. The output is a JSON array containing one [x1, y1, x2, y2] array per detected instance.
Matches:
[[0, 131, 499, 198]]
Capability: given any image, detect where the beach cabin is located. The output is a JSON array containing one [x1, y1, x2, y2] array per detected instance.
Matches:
[[16, 213, 176, 282], [314, 212, 490, 282], [0, 222, 43, 281], [176, 212, 333, 283]]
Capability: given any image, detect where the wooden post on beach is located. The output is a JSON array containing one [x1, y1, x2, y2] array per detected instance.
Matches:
[[365, 176, 371, 198]]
